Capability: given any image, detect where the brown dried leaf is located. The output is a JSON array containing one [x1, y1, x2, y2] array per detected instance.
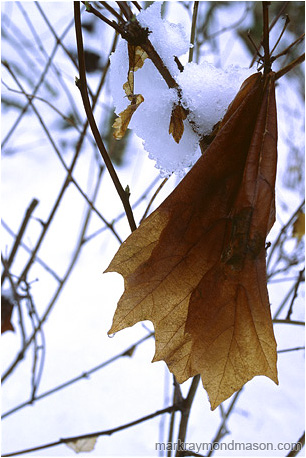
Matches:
[[1, 295, 15, 334], [125, 45, 148, 100], [128, 44, 148, 72], [169, 104, 187, 143], [123, 77, 134, 100], [106, 72, 279, 409], [293, 211, 305, 242], [113, 94, 144, 140], [66, 437, 97, 453], [113, 45, 147, 139]]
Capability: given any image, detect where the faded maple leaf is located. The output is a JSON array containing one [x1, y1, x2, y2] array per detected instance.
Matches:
[[169, 104, 187, 143], [66, 437, 97, 454], [105, 72, 279, 409], [113, 44, 147, 139]]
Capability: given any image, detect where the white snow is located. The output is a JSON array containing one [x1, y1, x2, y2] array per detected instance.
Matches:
[[109, 3, 254, 177], [137, 1, 190, 77], [177, 62, 254, 136]]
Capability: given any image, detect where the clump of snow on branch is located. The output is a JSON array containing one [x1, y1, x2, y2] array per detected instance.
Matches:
[[109, 2, 253, 176], [177, 62, 254, 137], [137, 2, 190, 77]]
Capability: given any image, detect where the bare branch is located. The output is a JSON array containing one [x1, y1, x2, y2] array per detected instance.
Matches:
[[286, 432, 305, 457], [74, 2, 136, 232], [1, 199, 38, 284], [2, 404, 180, 457], [2, 333, 153, 419]]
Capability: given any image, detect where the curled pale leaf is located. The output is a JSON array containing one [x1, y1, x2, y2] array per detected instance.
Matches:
[[113, 94, 144, 140], [106, 72, 279, 410], [128, 44, 148, 73], [113, 44, 148, 139], [66, 437, 97, 453], [293, 211, 305, 242], [169, 104, 187, 143], [123, 80, 133, 100]]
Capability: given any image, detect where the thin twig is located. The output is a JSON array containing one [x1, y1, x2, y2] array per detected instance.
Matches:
[[262, 2, 271, 75], [140, 178, 168, 223], [1, 81, 84, 134], [3, 404, 180, 457], [26, 2, 84, 117], [273, 319, 305, 326], [2, 171, 99, 382], [35, 3, 79, 70], [167, 376, 184, 457], [117, 1, 133, 20], [1, 17, 73, 149], [286, 432, 305, 457], [275, 53, 305, 80], [2, 333, 153, 419], [286, 268, 305, 320], [132, 1, 142, 12], [176, 375, 200, 457], [189, 2, 199, 63], [273, 280, 304, 320], [25, 288, 46, 401], [141, 39, 178, 89], [250, 1, 289, 67], [2, 27, 123, 383], [1, 199, 38, 284], [2, 220, 61, 283], [269, 14, 290, 57], [208, 4, 251, 40], [74, 2, 136, 232], [272, 33, 305, 61], [206, 391, 242, 456], [100, 1, 123, 22], [2, 60, 122, 246], [247, 31, 263, 60], [278, 346, 305, 354], [3, 150, 106, 383], [267, 200, 305, 271], [83, 1, 123, 33]]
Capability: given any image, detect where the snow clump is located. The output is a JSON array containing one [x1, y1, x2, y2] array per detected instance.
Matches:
[[109, 2, 254, 176], [177, 62, 254, 136]]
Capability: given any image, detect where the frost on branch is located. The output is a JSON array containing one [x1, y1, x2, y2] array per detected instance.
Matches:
[[109, 2, 253, 176]]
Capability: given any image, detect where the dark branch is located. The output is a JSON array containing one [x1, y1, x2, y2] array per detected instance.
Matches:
[[74, 2, 136, 232]]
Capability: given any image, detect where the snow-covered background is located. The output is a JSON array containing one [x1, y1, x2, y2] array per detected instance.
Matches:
[[1, 2, 305, 457]]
